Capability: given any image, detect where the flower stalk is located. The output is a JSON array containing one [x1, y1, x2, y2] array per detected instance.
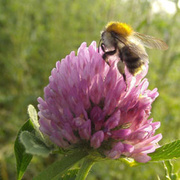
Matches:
[[75, 157, 95, 180]]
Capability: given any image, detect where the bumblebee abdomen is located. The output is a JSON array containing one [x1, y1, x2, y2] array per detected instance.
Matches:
[[121, 46, 144, 75], [125, 58, 144, 75]]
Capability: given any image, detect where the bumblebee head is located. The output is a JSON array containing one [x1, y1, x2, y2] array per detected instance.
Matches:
[[105, 22, 133, 37], [98, 22, 133, 52]]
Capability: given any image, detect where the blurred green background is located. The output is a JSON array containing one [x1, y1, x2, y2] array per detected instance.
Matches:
[[0, 0, 180, 179]]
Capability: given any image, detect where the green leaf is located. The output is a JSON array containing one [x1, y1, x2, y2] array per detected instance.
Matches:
[[28, 104, 44, 139], [163, 160, 179, 180], [28, 104, 51, 146], [54, 169, 79, 180], [149, 140, 180, 161], [14, 120, 34, 180], [33, 150, 88, 180], [20, 131, 51, 157], [28, 104, 39, 130]]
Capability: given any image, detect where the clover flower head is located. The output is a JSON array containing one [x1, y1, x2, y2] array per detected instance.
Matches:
[[37, 41, 162, 163]]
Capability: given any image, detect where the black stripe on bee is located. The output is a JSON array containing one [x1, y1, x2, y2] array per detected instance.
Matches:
[[120, 46, 144, 75]]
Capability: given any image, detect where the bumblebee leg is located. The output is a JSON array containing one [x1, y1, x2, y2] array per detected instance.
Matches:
[[117, 60, 127, 89], [100, 43, 110, 65], [102, 53, 110, 66], [102, 49, 117, 66]]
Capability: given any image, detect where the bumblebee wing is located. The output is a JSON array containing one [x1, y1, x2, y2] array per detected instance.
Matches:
[[113, 32, 149, 63], [133, 32, 168, 50], [111, 32, 127, 46], [128, 43, 149, 63]]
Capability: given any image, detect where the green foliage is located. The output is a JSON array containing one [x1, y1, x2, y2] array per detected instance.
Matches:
[[20, 131, 51, 157], [163, 160, 179, 180], [27, 104, 39, 130], [75, 158, 95, 180], [149, 140, 180, 162], [27, 104, 49, 144], [14, 105, 54, 179], [1, 0, 180, 179], [33, 151, 88, 180], [60, 169, 79, 180], [14, 120, 34, 180]]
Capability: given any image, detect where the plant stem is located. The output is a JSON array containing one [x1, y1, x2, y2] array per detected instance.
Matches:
[[75, 157, 95, 180], [33, 150, 88, 180]]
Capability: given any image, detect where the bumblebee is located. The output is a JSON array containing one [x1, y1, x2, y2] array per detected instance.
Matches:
[[99, 21, 168, 83]]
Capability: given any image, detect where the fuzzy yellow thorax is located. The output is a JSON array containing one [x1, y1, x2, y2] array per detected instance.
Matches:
[[106, 22, 133, 37]]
